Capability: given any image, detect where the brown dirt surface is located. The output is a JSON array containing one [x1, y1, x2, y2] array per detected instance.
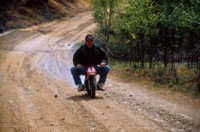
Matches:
[[0, 11, 200, 132]]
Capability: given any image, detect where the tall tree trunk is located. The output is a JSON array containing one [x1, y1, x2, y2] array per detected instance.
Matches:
[[163, 49, 168, 68], [171, 49, 175, 70], [188, 55, 190, 68], [171, 31, 176, 70], [149, 37, 154, 69], [188, 30, 195, 68], [163, 28, 168, 68], [140, 42, 145, 69]]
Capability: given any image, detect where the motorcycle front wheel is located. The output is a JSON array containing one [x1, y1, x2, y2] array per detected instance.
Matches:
[[89, 78, 96, 98], [85, 80, 91, 96]]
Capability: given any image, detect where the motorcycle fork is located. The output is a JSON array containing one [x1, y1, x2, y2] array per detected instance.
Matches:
[[85, 75, 96, 90]]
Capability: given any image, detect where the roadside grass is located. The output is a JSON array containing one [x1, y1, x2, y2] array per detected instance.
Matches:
[[109, 59, 200, 97]]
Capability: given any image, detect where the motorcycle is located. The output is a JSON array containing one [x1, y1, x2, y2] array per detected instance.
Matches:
[[84, 66, 97, 98]]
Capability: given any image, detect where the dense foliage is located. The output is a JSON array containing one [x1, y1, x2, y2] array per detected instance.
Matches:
[[92, 0, 200, 93], [92, 0, 200, 69]]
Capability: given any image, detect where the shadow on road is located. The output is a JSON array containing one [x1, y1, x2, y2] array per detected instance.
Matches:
[[66, 93, 104, 101]]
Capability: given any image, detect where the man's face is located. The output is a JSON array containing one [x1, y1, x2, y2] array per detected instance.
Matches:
[[86, 40, 93, 48]]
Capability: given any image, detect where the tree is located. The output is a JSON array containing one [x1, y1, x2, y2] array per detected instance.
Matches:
[[93, 0, 200, 69], [114, 0, 158, 68], [92, 0, 120, 42]]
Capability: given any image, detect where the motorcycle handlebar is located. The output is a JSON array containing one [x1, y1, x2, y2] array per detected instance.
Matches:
[[76, 65, 104, 69]]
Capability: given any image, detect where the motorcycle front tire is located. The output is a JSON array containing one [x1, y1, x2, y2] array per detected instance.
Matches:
[[89, 78, 96, 98]]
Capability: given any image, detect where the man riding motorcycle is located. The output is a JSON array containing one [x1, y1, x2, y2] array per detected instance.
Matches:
[[71, 34, 110, 91]]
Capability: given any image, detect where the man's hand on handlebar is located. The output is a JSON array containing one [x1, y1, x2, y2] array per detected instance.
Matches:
[[100, 62, 106, 67], [76, 64, 82, 68]]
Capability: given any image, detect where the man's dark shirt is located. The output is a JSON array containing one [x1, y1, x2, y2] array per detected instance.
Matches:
[[73, 44, 108, 66]]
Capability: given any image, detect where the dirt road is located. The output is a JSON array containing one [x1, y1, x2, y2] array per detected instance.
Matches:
[[0, 11, 200, 132]]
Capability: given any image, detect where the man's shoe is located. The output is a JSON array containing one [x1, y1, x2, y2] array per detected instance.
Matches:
[[78, 84, 84, 92], [97, 83, 105, 91]]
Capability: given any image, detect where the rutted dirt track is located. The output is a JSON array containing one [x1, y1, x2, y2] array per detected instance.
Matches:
[[0, 11, 200, 132]]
